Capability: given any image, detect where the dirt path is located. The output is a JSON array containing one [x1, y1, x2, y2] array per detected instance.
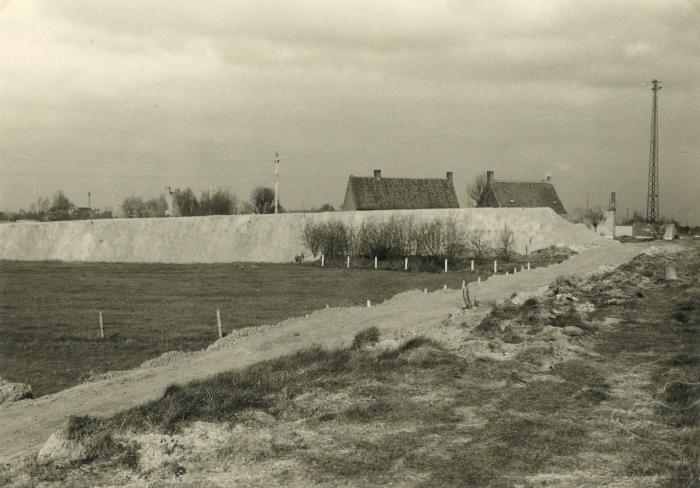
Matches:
[[0, 243, 648, 463]]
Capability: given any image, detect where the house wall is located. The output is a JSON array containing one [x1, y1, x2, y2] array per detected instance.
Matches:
[[477, 186, 499, 208], [341, 186, 356, 211]]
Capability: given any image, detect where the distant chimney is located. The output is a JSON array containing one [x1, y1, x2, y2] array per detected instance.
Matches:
[[446, 171, 453, 182], [486, 171, 494, 184], [545, 175, 551, 183], [610, 192, 616, 211], [374, 169, 382, 179]]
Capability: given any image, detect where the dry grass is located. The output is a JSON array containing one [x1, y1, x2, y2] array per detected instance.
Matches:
[[9, 242, 699, 487]]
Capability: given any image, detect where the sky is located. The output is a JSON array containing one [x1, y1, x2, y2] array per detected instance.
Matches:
[[1, 0, 699, 222]]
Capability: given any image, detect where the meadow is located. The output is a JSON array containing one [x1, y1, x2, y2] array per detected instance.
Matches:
[[1, 260, 483, 397]]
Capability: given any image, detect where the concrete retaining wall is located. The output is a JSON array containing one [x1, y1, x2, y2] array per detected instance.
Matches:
[[0, 208, 609, 263]]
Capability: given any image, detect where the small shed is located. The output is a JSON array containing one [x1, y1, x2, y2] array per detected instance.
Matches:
[[342, 170, 459, 211], [477, 171, 567, 215]]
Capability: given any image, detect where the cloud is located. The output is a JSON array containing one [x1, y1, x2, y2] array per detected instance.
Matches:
[[0, 0, 698, 220]]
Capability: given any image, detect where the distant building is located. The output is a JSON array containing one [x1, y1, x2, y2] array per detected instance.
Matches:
[[477, 171, 567, 215], [342, 170, 459, 211]]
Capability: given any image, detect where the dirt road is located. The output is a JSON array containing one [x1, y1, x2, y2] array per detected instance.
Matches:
[[0, 242, 648, 463]]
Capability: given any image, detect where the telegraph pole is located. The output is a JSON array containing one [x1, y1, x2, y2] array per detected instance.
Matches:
[[274, 151, 280, 214], [646, 79, 661, 223]]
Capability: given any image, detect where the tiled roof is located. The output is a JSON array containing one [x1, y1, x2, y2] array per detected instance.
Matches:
[[346, 176, 459, 210], [484, 181, 567, 214]]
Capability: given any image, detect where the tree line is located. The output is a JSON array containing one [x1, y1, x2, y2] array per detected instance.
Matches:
[[0, 186, 285, 221], [300, 215, 517, 265]]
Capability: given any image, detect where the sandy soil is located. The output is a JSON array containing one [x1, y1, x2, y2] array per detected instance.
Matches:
[[0, 208, 608, 263], [0, 241, 650, 463]]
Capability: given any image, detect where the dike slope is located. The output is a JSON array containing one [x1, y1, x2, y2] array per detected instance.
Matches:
[[0, 241, 647, 463], [0, 208, 607, 263]]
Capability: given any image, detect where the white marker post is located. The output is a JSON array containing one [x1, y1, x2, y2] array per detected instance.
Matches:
[[321, 254, 325, 267], [470, 260, 474, 271], [494, 260, 498, 274], [98, 311, 104, 339], [506, 271, 509, 276], [461, 279, 466, 290], [216, 308, 222, 339], [347, 255, 350, 268], [443, 284, 447, 290], [367, 300, 371, 308], [513, 268, 517, 275], [444, 259, 448, 273], [521, 266, 524, 272], [404, 257, 408, 271], [423, 288, 428, 294], [477, 276, 481, 284], [527, 262, 531, 270], [374, 256, 378, 269]]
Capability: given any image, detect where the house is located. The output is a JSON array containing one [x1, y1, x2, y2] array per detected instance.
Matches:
[[477, 171, 567, 215], [342, 170, 459, 211]]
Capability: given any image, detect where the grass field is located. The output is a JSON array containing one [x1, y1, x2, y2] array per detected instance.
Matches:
[[8, 242, 697, 487], [0, 260, 496, 397]]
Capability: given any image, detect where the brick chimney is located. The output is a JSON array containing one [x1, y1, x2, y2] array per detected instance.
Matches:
[[486, 171, 494, 184], [446, 171, 453, 182], [373, 169, 382, 179]]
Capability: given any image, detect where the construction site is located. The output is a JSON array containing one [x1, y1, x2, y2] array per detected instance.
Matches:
[[1, 1, 698, 485]]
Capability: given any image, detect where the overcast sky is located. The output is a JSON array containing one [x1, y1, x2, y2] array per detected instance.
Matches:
[[1, 0, 698, 221]]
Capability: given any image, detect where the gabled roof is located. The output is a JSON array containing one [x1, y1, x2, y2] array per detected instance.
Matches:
[[345, 176, 459, 210], [482, 180, 567, 214]]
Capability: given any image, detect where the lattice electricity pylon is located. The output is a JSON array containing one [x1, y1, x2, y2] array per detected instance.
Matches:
[[646, 79, 661, 223]]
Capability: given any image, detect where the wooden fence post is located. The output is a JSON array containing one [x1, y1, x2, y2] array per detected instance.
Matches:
[[321, 254, 325, 267], [216, 308, 222, 339], [444, 259, 448, 273], [374, 256, 378, 269], [470, 260, 474, 271], [98, 311, 104, 339], [347, 255, 350, 268], [404, 257, 408, 271], [494, 260, 497, 274]]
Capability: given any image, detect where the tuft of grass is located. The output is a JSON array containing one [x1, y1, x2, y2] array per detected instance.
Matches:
[[351, 326, 380, 349]]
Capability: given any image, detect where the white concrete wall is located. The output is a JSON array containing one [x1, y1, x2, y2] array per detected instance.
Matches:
[[615, 225, 633, 237]]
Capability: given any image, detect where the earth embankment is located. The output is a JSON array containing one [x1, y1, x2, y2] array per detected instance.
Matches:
[[0, 208, 607, 263]]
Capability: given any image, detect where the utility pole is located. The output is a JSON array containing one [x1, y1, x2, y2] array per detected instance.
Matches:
[[274, 151, 280, 214], [646, 79, 661, 223]]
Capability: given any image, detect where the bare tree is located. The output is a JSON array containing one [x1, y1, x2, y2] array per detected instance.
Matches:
[[250, 187, 276, 214], [120, 196, 147, 218], [174, 188, 199, 216], [497, 223, 516, 260], [468, 228, 491, 262], [467, 173, 487, 207], [200, 189, 237, 215], [301, 220, 323, 258]]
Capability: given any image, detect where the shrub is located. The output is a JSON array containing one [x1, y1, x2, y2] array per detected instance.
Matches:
[[441, 216, 468, 263], [301, 221, 324, 258], [468, 229, 491, 261], [320, 220, 351, 258], [497, 223, 516, 260], [351, 327, 381, 349]]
